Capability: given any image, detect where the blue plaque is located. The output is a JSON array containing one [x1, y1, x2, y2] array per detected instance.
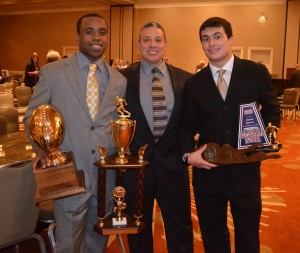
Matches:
[[238, 102, 270, 149]]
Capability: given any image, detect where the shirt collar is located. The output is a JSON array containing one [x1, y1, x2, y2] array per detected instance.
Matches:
[[140, 59, 167, 77], [209, 54, 234, 76], [76, 51, 105, 73]]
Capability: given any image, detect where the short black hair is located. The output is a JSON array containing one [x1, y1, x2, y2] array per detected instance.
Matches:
[[139, 22, 167, 41], [76, 13, 107, 34], [199, 17, 233, 40]]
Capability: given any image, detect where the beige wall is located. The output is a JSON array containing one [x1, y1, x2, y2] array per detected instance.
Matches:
[[133, 4, 286, 75], [285, 1, 300, 76], [0, 2, 298, 78], [0, 10, 110, 72]]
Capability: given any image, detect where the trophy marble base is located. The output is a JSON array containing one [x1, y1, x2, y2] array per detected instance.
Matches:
[[94, 213, 145, 236], [35, 151, 86, 203]]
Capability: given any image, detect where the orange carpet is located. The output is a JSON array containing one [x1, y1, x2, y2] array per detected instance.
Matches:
[[1, 118, 298, 253], [107, 117, 300, 253]]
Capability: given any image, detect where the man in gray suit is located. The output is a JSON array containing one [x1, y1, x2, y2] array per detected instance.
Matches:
[[24, 13, 126, 253]]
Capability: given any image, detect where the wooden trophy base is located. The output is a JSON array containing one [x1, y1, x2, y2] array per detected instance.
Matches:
[[94, 213, 145, 236], [202, 143, 282, 165], [35, 151, 86, 203]]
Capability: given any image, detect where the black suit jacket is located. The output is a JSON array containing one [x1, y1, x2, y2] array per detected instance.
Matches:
[[179, 56, 281, 195], [120, 62, 192, 182]]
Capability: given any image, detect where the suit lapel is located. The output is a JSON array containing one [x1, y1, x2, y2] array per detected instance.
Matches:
[[201, 67, 224, 101], [132, 63, 151, 129], [165, 64, 180, 132], [226, 56, 247, 101]]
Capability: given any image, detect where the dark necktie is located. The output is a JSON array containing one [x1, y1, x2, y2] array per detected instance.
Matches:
[[152, 67, 167, 142], [217, 69, 228, 100]]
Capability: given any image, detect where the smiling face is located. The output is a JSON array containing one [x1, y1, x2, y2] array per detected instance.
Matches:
[[138, 26, 167, 66], [200, 26, 234, 68], [77, 16, 108, 62]]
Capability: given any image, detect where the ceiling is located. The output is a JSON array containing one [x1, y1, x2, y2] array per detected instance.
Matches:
[[0, 0, 137, 15], [0, 0, 286, 15]]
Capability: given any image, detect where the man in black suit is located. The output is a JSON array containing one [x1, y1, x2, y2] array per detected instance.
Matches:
[[120, 22, 193, 253], [179, 17, 281, 253]]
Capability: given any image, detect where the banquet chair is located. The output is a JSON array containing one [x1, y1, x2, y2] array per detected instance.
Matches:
[[15, 86, 32, 108], [279, 88, 300, 120], [0, 107, 19, 133], [0, 92, 14, 107], [0, 160, 47, 253]]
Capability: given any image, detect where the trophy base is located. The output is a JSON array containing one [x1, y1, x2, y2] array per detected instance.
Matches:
[[35, 151, 86, 203], [94, 213, 145, 236], [202, 143, 282, 165]]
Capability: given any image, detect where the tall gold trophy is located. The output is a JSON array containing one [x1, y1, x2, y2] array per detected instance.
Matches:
[[94, 97, 149, 236], [30, 104, 85, 203], [111, 96, 136, 164]]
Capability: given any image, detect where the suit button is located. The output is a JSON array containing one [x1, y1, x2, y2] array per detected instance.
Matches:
[[91, 126, 95, 130], [91, 150, 95, 154]]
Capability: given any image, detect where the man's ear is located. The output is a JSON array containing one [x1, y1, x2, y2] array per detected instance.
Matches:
[[229, 35, 234, 46]]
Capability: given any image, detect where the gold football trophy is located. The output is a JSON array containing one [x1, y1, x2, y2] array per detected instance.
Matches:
[[94, 97, 149, 236], [30, 104, 85, 202], [30, 104, 67, 166]]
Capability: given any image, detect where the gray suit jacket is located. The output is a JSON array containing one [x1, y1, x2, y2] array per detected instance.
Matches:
[[24, 54, 126, 198]]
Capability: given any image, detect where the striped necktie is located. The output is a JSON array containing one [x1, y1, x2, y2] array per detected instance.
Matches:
[[217, 69, 228, 100], [86, 64, 99, 120], [152, 67, 168, 142]]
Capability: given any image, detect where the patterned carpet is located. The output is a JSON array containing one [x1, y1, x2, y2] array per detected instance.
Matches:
[[107, 117, 300, 253], [1, 118, 299, 253]]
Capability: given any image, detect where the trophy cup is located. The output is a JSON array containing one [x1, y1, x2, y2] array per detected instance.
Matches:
[[30, 104, 85, 202], [111, 96, 136, 164], [202, 102, 282, 165], [113, 186, 127, 226], [93, 97, 149, 236]]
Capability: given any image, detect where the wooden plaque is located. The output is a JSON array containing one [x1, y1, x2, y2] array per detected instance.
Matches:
[[35, 151, 86, 203]]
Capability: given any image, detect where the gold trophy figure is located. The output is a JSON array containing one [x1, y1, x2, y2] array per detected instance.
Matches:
[[30, 104, 66, 166], [113, 186, 127, 225], [111, 96, 136, 164]]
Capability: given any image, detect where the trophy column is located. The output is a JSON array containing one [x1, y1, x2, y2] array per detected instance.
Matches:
[[94, 96, 149, 235], [94, 154, 149, 235]]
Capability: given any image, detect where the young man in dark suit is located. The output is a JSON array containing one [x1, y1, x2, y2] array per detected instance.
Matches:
[[179, 17, 281, 253], [120, 22, 193, 253]]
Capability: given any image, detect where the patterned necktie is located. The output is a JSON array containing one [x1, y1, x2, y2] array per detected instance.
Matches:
[[86, 64, 99, 120], [152, 67, 168, 142], [217, 69, 228, 100]]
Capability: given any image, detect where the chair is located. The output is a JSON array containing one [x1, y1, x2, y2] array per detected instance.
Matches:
[[0, 160, 46, 253], [279, 88, 300, 120], [15, 86, 32, 108], [0, 107, 19, 133], [38, 200, 55, 252], [0, 116, 7, 135], [0, 92, 14, 107]]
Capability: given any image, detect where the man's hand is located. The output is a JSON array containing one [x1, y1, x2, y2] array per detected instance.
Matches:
[[188, 144, 218, 170]]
